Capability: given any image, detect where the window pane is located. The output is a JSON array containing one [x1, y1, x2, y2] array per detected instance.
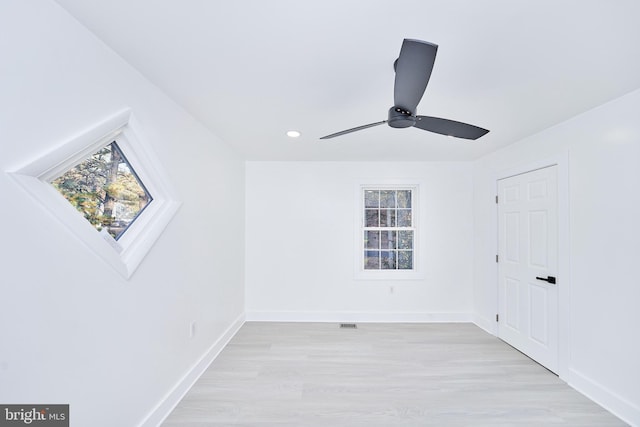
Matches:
[[364, 251, 380, 269], [380, 190, 396, 208], [398, 251, 413, 269], [379, 209, 396, 227], [364, 230, 380, 249], [380, 231, 396, 249], [51, 141, 152, 240], [397, 209, 412, 227], [365, 209, 379, 227], [380, 251, 396, 269], [397, 190, 412, 208], [362, 187, 415, 273], [398, 230, 413, 249], [364, 190, 379, 208]]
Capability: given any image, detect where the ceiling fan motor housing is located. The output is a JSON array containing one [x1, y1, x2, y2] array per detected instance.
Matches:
[[388, 106, 416, 128]]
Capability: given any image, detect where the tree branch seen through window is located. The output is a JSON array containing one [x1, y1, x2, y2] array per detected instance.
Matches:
[[363, 189, 414, 270], [50, 142, 152, 240]]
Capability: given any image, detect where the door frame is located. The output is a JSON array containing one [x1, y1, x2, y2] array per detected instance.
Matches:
[[494, 152, 570, 380]]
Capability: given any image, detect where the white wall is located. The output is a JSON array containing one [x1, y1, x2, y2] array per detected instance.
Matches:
[[245, 161, 474, 321], [473, 89, 640, 425], [0, 1, 244, 426], [3, 1, 638, 426]]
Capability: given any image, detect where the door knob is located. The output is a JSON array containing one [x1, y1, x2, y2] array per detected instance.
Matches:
[[536, 276, 556, 284]]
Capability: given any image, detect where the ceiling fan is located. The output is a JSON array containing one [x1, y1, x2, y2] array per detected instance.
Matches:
[[320, 39, 489, 140]]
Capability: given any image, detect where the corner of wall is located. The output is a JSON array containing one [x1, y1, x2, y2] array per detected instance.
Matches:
[[472, 313, 497, 336], [566, 368, 640, 427], [138, 313, 245, 427]]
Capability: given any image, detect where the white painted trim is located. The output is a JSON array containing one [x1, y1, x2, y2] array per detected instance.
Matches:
[[14, 109, 131, 180], [472, 313, 497, 335], [566, 368, 640, 427], [6, 109, 181, 279], [138, 313, 246, 427], [493, 151, 571, 380], [245, 311, 473, 323]]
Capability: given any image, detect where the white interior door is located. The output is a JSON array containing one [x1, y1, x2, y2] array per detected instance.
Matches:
[[498, 165, 558, 373]]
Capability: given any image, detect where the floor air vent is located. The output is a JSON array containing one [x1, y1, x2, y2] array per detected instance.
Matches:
[[339, 323, 357, 329]]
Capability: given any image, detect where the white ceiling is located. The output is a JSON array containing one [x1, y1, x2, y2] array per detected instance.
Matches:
[[54, 0, 640, 161]]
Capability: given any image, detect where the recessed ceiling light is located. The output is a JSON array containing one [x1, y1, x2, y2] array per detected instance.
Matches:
[[286, 130, 301, 138]]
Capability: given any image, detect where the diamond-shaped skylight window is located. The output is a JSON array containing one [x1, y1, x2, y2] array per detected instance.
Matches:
[[51, 141, 152, 240]]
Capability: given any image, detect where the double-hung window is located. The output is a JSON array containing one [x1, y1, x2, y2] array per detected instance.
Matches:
[[362, 187, 415, 271]]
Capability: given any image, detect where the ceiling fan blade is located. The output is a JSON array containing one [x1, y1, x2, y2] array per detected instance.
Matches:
[[414, 116, 489, 140], [394, 39, 438, 113], [320, 121, 387, 140]]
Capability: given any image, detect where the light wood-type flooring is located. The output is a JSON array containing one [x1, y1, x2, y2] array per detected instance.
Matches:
[[162, 322, 626, 426]]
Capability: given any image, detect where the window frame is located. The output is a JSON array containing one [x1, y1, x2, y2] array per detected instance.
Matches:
[[354, 181, 424, 281], [8, 109, 181, 279]]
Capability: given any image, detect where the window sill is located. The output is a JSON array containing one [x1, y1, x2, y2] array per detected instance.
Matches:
[[355, 269, 425, 281]]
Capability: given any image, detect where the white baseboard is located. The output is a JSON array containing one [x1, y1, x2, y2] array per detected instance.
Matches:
[[245, 310, 472, 323], [138, 313, 245, 427], [566, 367, 640, 427], [472, 313, 497, 336]]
